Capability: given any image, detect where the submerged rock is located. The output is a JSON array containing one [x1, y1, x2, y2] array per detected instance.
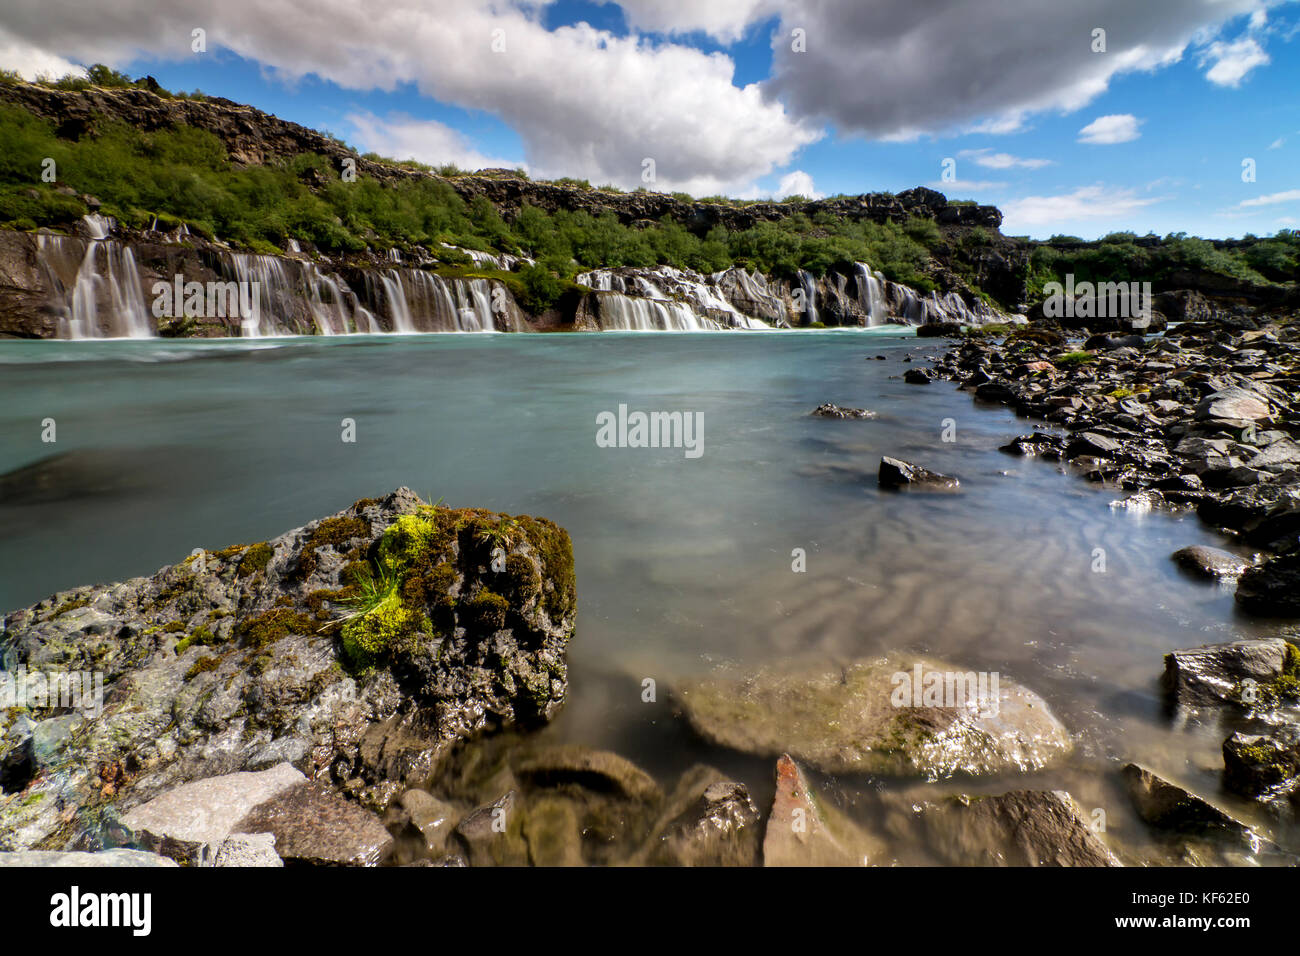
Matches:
[[762, 754, 882, 866], [1122, 764, 1258, 849], [214, 832, 283, 868], [878, 456, 960, 490], [914, 790, 1119, 867], [643, 769, 760, 868], [0, 488, 577, 852], [674, 655, 1071, 778], [0, 848, 177, 867]]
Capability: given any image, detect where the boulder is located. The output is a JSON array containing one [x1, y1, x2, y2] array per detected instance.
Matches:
[[1236, 553, 1300, 616], [0, 849, 177, 867], [811, 403, 876, 419], [214, 832, 283, 867], [878, 457, 960, 490], [1162, 638, 1296, 712], [1170, 545, 1250, 580], [902, 368, 932, 384], [674, 655, 1071, 778], [1122, 764, 1256, 847], [644, 772, 760, 867]]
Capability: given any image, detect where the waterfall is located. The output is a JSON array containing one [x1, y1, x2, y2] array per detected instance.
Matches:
[[36, 219, 152, 339], [595, 292, 721, 331], [365, 269, 519, 332], [854, 263, 890, 326], [579, 266, 770, 330], [797, 270, 819, 325]]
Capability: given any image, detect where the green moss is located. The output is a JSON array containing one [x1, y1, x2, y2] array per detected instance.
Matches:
[[340, 594, 429, 670], [51, 597, 89, 617], [184, 656, 220, 682], [174, 625, 217, 655], [504, 553, 541, 602], [467, 590, 510, 633], [1054, 351, 1095, 367], [296, 516, 371, 578], [162, 621, 186, 633], [235, 608, 318, 649], [236, 542, 274, 577], [516, 515, 575, 620], [212, 544, 249, 561]]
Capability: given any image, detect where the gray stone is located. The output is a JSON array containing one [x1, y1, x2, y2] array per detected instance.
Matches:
[[1122, 764, 1257, 848], [1163, 638, 1294, 712], [214, 832, 283, 867], [233, 781, 393, 866], [878, 456, 960, 490], [120, 762, 306, 865], [811, 403, 876, 419], [1170, 545, 1250, 580]]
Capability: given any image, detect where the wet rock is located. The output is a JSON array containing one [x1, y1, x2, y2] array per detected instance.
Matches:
[[455, 790, 529, 867], [397, 789, 459, 854], [762, 755, 882, 866], [1164, 638, 1297, 714], [1196, 386, 1273, 422], [645, 773, 760, 867], [1236, 553, 1300, 616], [514, 746, 661, 804], [1170, 545, 1251, 580], [119, 763, 306, 865], [0, 849, 178, 867], [0, 488, 577, 851], [674, 655, 1071, 778], [1223, 729, 1300, 798], [878, 456, 960, 490], [214, 832, 283, 867], [233, 780, 393, 866], [1065, 431, 1121, 459], [521, 795, 584, 866], [915, 790, 1120, 867], [916, 321, 962, 337], [811, 403, 876, 419], [974, 381, 1017, 404], [902, 368, 931, 384], [1122, 764, 1257, 847]]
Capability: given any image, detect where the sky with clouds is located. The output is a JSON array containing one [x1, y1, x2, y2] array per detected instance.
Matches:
[[1, 0, 1297, 239]]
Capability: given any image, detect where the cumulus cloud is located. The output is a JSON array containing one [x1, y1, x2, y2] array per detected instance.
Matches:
[[1238, 188, 1300, 207], [1078, 114, 1143, 144], [0, 0, 819, 195], [346, 112, 522, 172], [1201, 35, 1270, 85], [0, 26, 84, 80], [1001, 185, 1160, 228], [774, 169, 822, 198]]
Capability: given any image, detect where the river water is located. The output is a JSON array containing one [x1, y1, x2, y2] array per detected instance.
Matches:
[[1, 329, 1291, 863]]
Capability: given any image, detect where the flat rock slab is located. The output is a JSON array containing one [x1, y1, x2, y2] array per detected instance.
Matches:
[[120, 762, 305, 864], [763, 754, 882, 866], [674, 655, 1072, 778], [214, 832, 283, 867], [234, 781, 393, 866], [0, 849, 178, 867], [1196, 387, 1273, 422], [916, 790, 1120, 866]]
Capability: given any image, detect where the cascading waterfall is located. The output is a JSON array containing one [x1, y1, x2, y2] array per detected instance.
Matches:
[[596, 293, 720, 331], [855, 263, 889, 326], [36, 216, 152, 339], [797, 270, 819, 325]]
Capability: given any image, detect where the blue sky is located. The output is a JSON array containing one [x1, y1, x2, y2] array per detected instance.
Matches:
[[2, 0, 1298, 239]]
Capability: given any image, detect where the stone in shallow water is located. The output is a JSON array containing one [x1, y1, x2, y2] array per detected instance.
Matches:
[[513, 745, 661, 803], [455, 790, 529, 867], [674, 655, 1072, 778], [214, 832, 282, 867], [233, 781, 393, 866], [645, 773, 760, 867], [1170, 545, 1250, 580], [810, 403, 876, 419], [120, 762, 306, 865], [878, 456, 960, 490], [1162, 638, 1294, 712], [1122, 764, 1257, 848], [762, 754, 882, 867], [914, 790, 1120, 867], [1236, 553, 1300, 616]]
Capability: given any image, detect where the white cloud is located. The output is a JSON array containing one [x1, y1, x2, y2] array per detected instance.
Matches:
[[1078, 114, 1143, 144], [1202, 35, 1270, 86], [346, 112, 522, 172], [1238, 188, 1300, 207], [0, 26, 84, 79], [0, 0, 820, 195], [958, 148, 1052, 170], [1269, 136, 1285, 149], [1001, 184, 1160, 228], [926, 179, 1007, 191], [774, 169, 823, 199]]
